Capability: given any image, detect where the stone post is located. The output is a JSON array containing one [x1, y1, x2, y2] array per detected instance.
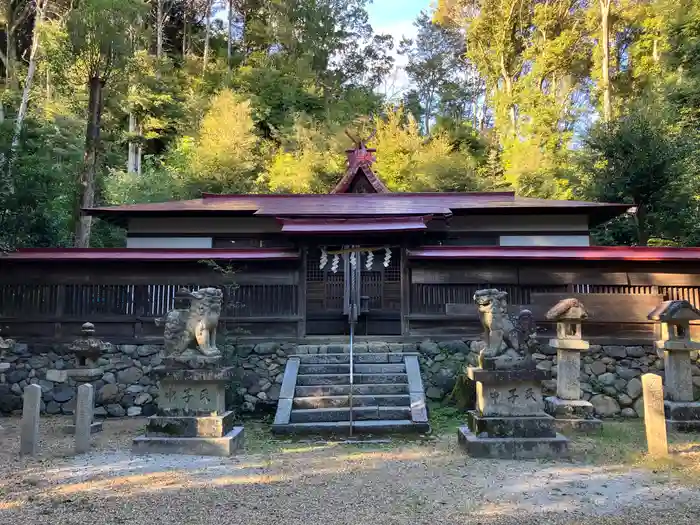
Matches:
[[642, 373, 668, 457], [75, 384, 95, 454], [648, 300, 700, 432], [20, 384, 42, 456], [543, 299, 601, 432]]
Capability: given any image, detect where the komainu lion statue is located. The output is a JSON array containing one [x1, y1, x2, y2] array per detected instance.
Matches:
[[156, 287, 223, 357], [474, 288, 518, 358]]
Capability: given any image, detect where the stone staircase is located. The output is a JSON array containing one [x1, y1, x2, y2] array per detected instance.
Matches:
[[272, 349, 430, 435]]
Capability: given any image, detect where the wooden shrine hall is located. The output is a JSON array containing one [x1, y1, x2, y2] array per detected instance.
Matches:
[[3, 142, 700, 344]]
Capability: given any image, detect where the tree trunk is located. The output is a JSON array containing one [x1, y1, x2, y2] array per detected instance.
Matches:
[[45, 68, 51, 103], [156, 0, 164, 58], [202, 0, 213, 74], [634, 203, 648, 246], [8, 0, 48, 180], [227, 0, 233, 69], [127, 112, 142, 174], [500, 54, 516, 134], [74, 76, 105, 248], [182, 0, 188, 56], [600, 0, 612, 122], [5, 19, 15, 88], [424, 99, 431, 135], [652, 37, 659, 63], [2, 18, 9, 85]]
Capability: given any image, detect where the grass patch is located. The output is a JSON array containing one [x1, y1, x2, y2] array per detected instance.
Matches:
[[428, 403, 465, 435], [237, 410, 450, 454], [571, 420, 700, 484], [572, 421, 647, 464]]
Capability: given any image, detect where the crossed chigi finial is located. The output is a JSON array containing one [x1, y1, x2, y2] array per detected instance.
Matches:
[[345, 129, 377, 164]]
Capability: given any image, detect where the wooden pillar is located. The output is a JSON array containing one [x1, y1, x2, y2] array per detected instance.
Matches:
[[54, 284, 66, 339], [297, 246, 307, 340], [400, 246, 410, 336]]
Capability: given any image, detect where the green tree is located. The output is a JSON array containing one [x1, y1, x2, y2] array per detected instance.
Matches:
[[372, 105, 479, 192], [44, 0, 148, 247], [260, 118, 345, 193], [576, 108, 694, 246], [398, 10, 466, 134]]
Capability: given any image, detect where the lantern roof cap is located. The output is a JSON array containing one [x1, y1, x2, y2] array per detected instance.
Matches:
[[647, 300, 700, 322], [545, 298, 588, 321]]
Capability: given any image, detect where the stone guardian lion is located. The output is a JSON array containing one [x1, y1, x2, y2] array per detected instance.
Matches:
[[156, 287, 223, 357], [474, 289, 517, 358]]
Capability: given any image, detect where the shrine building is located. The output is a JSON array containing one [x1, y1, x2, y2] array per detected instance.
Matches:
[[3, 143, 700, 344]]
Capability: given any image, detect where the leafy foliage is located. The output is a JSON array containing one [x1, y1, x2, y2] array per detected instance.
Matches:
[[0, 0, 699, 248]]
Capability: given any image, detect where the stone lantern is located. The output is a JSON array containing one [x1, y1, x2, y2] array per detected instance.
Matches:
[[67, 322, 107, 381], [0, 330, 15, 375], [544, 298, 602, 431], [647, 300, 700, 431], [63, 322, 106, 434]]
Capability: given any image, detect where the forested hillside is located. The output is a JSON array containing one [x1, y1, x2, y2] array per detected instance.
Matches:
[[0, 0, 699, 248]]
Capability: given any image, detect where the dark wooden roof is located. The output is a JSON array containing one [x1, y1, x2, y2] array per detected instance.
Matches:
[[1, 248, 300, 261], [407, 246, 700, 261], [278, 216, 431, 234], [86, 192, 630, 226], [10, 245, 700, 263]]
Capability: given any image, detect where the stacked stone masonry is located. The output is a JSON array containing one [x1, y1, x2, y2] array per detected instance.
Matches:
[[1, 339, 699, 418]]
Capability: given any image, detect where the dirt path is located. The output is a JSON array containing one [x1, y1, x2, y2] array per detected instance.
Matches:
[[1, 417, 698, 525]]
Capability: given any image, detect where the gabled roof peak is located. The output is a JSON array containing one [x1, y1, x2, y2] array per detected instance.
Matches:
[[331, 141, 389, 194]]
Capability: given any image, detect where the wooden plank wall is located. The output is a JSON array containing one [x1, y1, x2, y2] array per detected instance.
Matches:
[[407, 261, 700, 342], [0, 260, 302, 343], [4, 258, 700, 344]]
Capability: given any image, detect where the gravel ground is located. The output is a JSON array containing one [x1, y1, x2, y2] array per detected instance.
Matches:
[[0, 416, 699, 525]]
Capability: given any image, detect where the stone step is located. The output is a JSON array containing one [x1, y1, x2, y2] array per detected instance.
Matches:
[[295, 374, 350, 386], [295, 383, 410, 397], [298, 364, 350, 375], [290, 407, 411, 423], [295, 353, 408, 365], [271, 419, 430, 435], [296, 344, 412, 355], [293, 394, 411, 409], [297, 363, 406, 375], [295, 373, 408, 386]]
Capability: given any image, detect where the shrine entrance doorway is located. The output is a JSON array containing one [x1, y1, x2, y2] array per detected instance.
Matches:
[[305, 246, 401, 336]]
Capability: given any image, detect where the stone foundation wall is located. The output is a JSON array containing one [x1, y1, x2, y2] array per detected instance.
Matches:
[[0, 342, 163, 417], [1, 339, 699, 418], [413, 340, 700, 419]]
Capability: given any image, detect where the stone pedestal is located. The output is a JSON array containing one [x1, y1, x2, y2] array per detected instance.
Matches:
[[647, 300, 700, 432], [657, 346, 700, 431], [132, 354, 244, 456], [663, 401, 700, 432], [63, 323, 107, 434], [544, 339, 601, 432], [62, 370, 104, 435], [457, 365, 569, 459]]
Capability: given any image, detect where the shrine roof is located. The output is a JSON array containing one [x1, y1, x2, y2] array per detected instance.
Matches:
[[86, 192, 630, 226], [0, 248, 300, 261], [407, 246, 700, 262], [278, 216, 431, 234], [8, 245, 700, 263]]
